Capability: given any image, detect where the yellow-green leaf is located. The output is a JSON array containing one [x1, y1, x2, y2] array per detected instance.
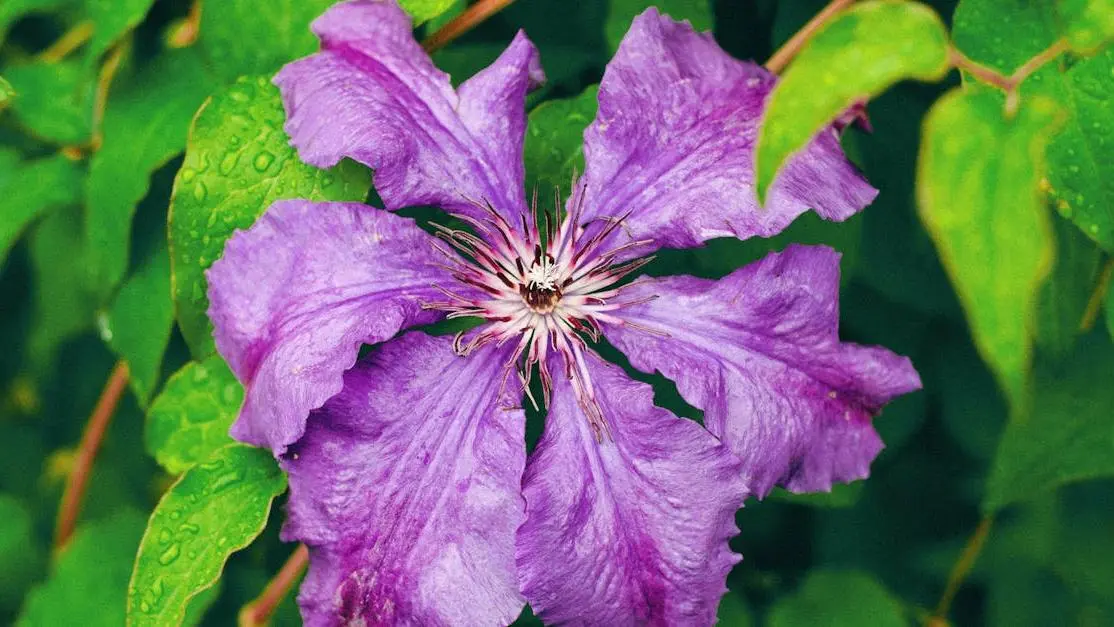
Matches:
[[917, 88, 1062, 410], [755, 0, 950, 202]]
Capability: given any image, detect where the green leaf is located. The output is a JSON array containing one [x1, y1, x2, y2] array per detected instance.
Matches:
[[100, 238, 174, 407], [0, 154, 83, 268], [400, 0, 458, 25], [0, 0, 78, 43], [931, 334, 1008, 462], [85, 48, 216, 298], [0, 75, 13, 111], [146, 355, 243, 474], [18, 510, 146, 627], [1035, 213, 1104, 358], [523, 85, 598, 199], [0, 495, 44, 612], [755, 0, 950, 202], [984, 334, 1114, 512], [953, 0, 1114, 253], [1044, 50, 1114, 252], [1059, 0, 1114, 54], [605, 0, 712, 52], [85, 0, 157, 62], [198, 0, 336, 83], [169, 76, 370, 359], [716, 592, 753, 627], [917, 88, 1061, 411], [127, 445, 286, 627], [767, 570, 906, 627], [4, 60, 94, 145], [768, 480, 864, 508], [1106, 270, 1114, 340], [27, 204, 98, 370]]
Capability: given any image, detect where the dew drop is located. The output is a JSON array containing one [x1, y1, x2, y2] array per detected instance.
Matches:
[[170, 510, 181, 520], [208, 470, 243, 492], [199, 459, 223, 472], [180, 168, 196, 183], [179, 522, 200, 534], [158, 543, 181, 565], [222, 384, 239, 404], [219, 151, 240, 175], [229, 89, 250, 103], [253, 151, 275, 171], [158, 529, 172, 544], [140, 601, 151, 613], [193, 181, 208, 203]]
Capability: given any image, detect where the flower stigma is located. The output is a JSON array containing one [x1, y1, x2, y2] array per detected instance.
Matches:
[[421, 182, 662, 439]]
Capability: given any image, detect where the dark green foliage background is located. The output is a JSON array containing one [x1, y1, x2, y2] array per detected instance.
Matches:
[[1, 0, 1112, 625]]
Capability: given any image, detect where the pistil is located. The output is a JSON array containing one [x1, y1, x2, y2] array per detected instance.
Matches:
[[422, 183, 656, 438]]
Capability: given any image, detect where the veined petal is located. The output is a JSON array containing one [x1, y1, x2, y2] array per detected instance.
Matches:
[[603, 245, 922, 497], [577, 8, 876, 256], [282, 332, 526, 626], [207, 200, 449, 453], [516, 354, 746, 626], [275, 0, 543, 229]]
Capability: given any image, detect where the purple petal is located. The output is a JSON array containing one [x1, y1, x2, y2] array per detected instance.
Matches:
[[603, 245, 922, 497], [282, 332, 526, 626], [275, 0, 543, 229], [576, 9, 876, 256], [207, 200, 450, 454], [516, 353, 746, 625]]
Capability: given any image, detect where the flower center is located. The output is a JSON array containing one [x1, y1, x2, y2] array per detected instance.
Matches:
[[421, 186, 656, 438]]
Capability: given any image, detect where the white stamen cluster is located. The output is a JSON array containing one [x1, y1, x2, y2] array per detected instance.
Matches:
[[423, 185, 656, 438]]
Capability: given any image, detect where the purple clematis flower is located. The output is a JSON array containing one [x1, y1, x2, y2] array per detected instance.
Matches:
[[206, 1, 922, 625]]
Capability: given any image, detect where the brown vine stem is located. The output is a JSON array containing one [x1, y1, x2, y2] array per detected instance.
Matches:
[[38, 20, 94, 63], [422, 0, 517, 53], [54, 360, 130, 550], [238, 544, 310, 627], [930, 516, 994, 624], [764, 0, 856, 73]]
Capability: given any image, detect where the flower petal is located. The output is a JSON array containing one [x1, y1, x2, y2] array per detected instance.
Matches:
[[576, 8, 876, 255], [282, 332, 526, 626], [207, 200, 449, 454], [516, 354, 746, 625], [275, 0, 543, 228], [603, 245, 922, 497]]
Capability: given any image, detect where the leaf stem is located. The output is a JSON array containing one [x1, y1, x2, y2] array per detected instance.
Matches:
[[764, 0, 856, 73], [930, 516, 994, 623], [422, 0, 517, 53], [54, 360, 130, 550], [949, 38, 1069, 116], [1079, 258, 1114, 332], [238, 544, 310, 627], [948, 48, 1012, 90], [168, 0, 203, 48], [91, 41, 128, 152], [37, 20, 94, 63]]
